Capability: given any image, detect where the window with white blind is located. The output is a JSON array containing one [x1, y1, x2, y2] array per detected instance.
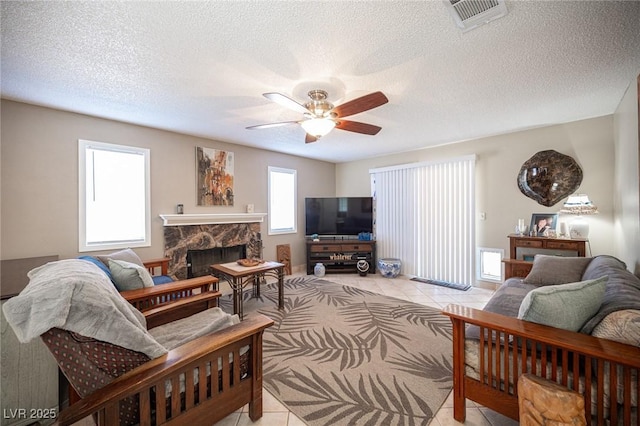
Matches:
[[79, 139, 150, 252], [370, 156, 476, 285]]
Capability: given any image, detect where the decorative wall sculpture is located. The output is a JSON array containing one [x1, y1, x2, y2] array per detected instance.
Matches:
[[517, 150, 583, 207]]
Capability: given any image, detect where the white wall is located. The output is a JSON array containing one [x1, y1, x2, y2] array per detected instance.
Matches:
[[0, 100, 336, 268], [613, 75, 640, 274], [4, 100, 633, 279], [337, 116, 616, 283]]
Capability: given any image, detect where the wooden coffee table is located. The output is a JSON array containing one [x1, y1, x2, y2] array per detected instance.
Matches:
[[210, 261, 284, 319]]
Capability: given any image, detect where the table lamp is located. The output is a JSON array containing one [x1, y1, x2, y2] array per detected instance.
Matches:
[[559, 194, 598, 239]]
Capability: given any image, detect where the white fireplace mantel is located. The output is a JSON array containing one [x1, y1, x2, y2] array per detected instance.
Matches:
[[159, 213, 266, 226]]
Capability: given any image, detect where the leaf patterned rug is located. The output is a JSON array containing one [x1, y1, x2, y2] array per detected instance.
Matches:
[[219, 276, 453, 426]]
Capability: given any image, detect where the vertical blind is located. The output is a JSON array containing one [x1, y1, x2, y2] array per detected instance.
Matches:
[[370, 155, 476, 285]]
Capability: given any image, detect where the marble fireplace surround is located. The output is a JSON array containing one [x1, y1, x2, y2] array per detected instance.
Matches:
[[160, 213, 265, 280]]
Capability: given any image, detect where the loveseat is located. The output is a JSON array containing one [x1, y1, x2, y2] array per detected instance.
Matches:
[[443, 255, 640, 425]]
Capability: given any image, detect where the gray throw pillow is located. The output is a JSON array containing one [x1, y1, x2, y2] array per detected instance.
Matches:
[[109, 259, 155, 291], [517, 276, 607, 332], [523, 255, 592, 286], [97, 248, 144, 268]]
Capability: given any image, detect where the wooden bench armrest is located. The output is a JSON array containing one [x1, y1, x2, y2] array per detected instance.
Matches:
[[143, 291, 222, 328], [55, 314, 274, 426], [142, 257, 170, 276], [121, 275, 217, 298], [120, 275, 218, 301], [120, 275, 220, 315], [442, 304, 640, 367]]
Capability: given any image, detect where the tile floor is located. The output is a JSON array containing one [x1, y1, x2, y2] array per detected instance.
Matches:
[[73, 271, 518, 426]]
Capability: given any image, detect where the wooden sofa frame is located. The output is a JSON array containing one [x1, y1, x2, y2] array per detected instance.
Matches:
[[53, 264, 275, 426], [442, 304, 640, 426], [133, 257, 221, 328], [142, 257, 172, 277]]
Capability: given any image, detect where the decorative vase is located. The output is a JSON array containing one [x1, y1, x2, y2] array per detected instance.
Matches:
[[378, 258, 401, 278], [314, 262, 326, 277]]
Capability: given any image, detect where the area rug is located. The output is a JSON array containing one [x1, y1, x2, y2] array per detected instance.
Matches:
[[219, 276, 453, 426]]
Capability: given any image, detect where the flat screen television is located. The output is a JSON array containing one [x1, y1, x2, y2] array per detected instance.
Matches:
[[305, 197, 373, 237]]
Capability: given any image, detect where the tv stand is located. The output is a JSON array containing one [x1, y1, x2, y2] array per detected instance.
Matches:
[[306, 240, 376, 275]]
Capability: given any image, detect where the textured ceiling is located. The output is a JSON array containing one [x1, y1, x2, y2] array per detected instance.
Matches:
[[1, 1, 639, 163]]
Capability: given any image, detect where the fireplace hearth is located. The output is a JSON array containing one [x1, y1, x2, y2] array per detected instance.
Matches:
[[187, 245, 247, 278]]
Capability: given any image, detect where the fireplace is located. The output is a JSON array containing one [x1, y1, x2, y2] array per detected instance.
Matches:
[[163, 222, 262, 279], [186, 244, 247, 278]]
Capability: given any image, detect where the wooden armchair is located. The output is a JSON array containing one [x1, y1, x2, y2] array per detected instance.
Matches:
[[80, 251, 224, 329], [121, 279, 217, 329], [48, 314, 274, 426], [127, 259, 219, 327], [3, 259, 274, 426]]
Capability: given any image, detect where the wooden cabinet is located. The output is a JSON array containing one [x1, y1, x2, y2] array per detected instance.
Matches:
[[502, 234, 587, 279], [306, 240, 376, 275]]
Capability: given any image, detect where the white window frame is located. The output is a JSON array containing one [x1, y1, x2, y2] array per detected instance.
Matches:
[[268, 166, 297, 235], [476, 247, 504, 283], [78, 139, 151, 252]]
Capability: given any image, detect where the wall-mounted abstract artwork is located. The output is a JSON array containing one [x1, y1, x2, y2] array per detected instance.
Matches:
[[196, 147, 234, 206]]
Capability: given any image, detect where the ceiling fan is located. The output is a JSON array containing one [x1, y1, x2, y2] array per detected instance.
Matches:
[[246, 89, 388, 143]]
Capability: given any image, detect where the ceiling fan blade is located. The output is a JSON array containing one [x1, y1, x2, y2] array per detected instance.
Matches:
[[263, 92, 311, 114], [305, 133, 318, 144], [335, 120, 382, 135], [332, 91, 389, 118], [246, 121, 299, 130]]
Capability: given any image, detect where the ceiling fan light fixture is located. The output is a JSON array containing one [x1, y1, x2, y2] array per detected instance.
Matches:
[[249, 89, 387, 143], [301, 118, 336, 138], [304, 89, 334, 118]]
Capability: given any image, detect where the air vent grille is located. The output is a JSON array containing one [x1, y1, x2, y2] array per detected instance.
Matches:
[[445, 0, 508, 32]]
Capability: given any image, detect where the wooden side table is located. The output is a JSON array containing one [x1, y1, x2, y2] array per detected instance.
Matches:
[[210, 261, 284, 319], [502, 234, 587, 279]]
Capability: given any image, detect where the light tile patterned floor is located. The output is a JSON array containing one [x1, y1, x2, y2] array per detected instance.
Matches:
[[73, 271, 518, 426]]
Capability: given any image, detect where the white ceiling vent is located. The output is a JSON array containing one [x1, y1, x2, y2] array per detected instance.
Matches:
[[444, 0, 508, 32]]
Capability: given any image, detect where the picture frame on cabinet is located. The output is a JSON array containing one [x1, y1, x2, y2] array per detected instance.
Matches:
[[530, 213, 558, 237]]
